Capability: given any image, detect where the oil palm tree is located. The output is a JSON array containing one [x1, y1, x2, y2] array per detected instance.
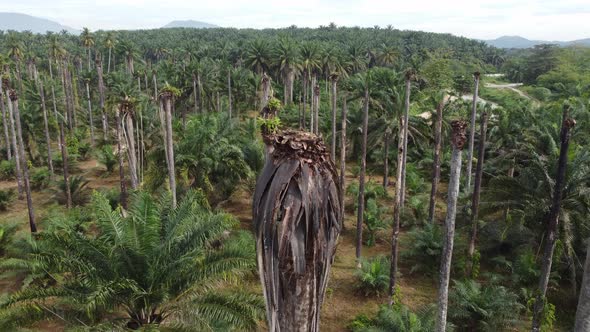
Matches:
[[104, 31, 116, 73], [80, 27, 94, 71], [0, 190, 264, 330], [274, 38, 300, 105]]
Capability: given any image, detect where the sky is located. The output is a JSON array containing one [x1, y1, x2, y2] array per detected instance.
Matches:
[[1, 0, 589, 41]]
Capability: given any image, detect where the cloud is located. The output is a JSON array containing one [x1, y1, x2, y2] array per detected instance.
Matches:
[[0, 0, 588, 40]]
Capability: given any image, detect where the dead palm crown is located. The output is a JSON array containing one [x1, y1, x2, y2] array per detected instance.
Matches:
[[253, 123, 342, 331]]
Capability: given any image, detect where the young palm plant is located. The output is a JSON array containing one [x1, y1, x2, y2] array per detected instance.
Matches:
[[0, 190, 263, 330]]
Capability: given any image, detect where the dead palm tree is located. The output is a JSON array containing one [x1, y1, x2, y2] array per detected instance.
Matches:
[[253, 129, 342, 332], [435, 120, 467, 332], [531, 106, 576, 331]]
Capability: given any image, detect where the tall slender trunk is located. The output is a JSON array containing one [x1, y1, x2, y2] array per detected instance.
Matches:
[[228, 70, 232, 119], [465, 72, 480, 193], [574, 238, 590, 331], [57, 117, 72, 209], [313, 85, 320, 135], [38, 81, 54, 178], [85, 81, 95, 145], [0, 79, 11, 160], [310, 74, 317, 132], [115, 107, 127, 210], [503, 163, 515, 222], [107, 48, 112, 73], [123, 111, 138, 189], [261, 73, 271, 110], [87, 48, 92, 71], [400, 71, 413, 208], [6, 89, 23, 198], [428, 100, 444, 223], [96, 58, 108, 141], [389, 112, 405, 305], [383, 133, 390, 188], [330, 75, 338, 161], [467, 112, 488, 277], [531, 107, 576, 331], [435, 120, 467, 332], [340, 96, 347, 229], [153, 73, 158, 99], [161, 93, 177, 208], [356, 85, 369, 266], [192, 74, 199, 114], [9, 91, 37, 232], [301, 71, 307, 129]]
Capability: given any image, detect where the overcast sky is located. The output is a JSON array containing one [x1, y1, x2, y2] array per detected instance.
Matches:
[[2, 0, 589, 41]]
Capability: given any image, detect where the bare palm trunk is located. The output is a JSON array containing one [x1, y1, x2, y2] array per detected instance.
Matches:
[[467, 112, 488, 276], [465, 72, 480, 192], [161, 92, 177, 208], [6, 89, 23, 198], [153, 72, 158, 100], [38, 81, 54, 178], [122, 107, 138, 190], [107, 48, 112, 73], [356, 86, 369, 266], [340, 96, 347, 229], [435, 120, 467, 332], [574, 238, 590, 331], [96, 58, 108, 141], [531, 107, 576, 331], [253, 130, 342, 332], [0, 79, 11, 160], [428, 100, 444, 223], [58, 116, 72, 209], [400, 71, 413, 208], [115, 107, 127, 210], [389, 113, 405, 305], [261, 73, 271, 109], [301, 71, 307, 129], [330, 75, 338, 161], [313, 85, 320, 135], [382, 132, 390, 189], [310, 74, 317, 132], [227, 70, 233, 119], [85, 81, 95, 145]]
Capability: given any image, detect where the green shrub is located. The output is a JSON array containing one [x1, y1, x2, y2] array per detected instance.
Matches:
[[403, 223, 443, 276], [0, 189, 15, 211], [448, 279, 523, 331], [31, 167, 51, 190], [52, 175, 90, 206], [364, 198, 387, 246], [0, 223, 18, 256], [78, 142, 91, 160], [355, 256, 390, 297], [349, 304, 439, 332], [0, 160, 16, 180], [97, 145, 117, 173]]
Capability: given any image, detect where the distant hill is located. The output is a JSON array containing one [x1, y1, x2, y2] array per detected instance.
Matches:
[[162, 20, 219, 29], [484, 35, 590, 49], [0, 12, 79, 34]]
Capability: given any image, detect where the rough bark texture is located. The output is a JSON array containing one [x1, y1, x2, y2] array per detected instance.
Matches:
[[301, 71, 307, 129], [575, 239, 590, 331], [85, 81, 95, 145], [121, 101, 138, 189], [253, 130, 342, 332], [356, 86, 369, 264], [467, 112, 488, 276], [531, 107, 576, 332], [0, 79, 11, 160], [428, 100, 444, 223], [382, 132, 390, 189], [400, 70, 414, 207], [6, 88, 23, 197], [261, 73, 271, 109], [435, 120, 467, 332], [9, 91, 36, 232], [313, 85, 320, 135], [115, 107, 127, 210], [310, 75, 317, 133], [465, 72, 480, 193], [38, 81, 54, 177], [161, 92, 177, 208]]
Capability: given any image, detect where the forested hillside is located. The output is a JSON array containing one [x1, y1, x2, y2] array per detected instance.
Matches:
[[0, 26, 588, 331]]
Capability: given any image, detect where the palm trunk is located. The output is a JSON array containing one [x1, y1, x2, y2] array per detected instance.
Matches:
[[383, 133, 390, 188], [1, 79, 11, 160], [38, 81, 54, 178], [87, 48, 91, 71], [96, 59, 108, 141], [6, 89, 23, 198], [122, 111, 138, 189], [389, 113, 405, 305], [192, 74, 198, 114], [428, 100, 444, 223], [465, 72, 480, 193], [228, 70, 233, 119], [356, 86, 369, 266], [50, 77, 62, 148], [574, 238, 590, 331], [400, 72, 412, 208], [531, 107, 576, 331], [115, 107, 127, 210], [340, 96, 347, 229], [301, 71, 307, 129], [310, 74, 316, 132], [467, 112, 488, 277], [161, 93, 177, 208], [313, 85, 320, 135], [9, 91, 36, 232], [330, 75, 338, 161], [435, 120, 467, 332], [153, 73, 158, 99], [57, 118, 72, 210], [85, 81, 95, 145], [107, 47, 112, 73], [261, 73, 271, 110]]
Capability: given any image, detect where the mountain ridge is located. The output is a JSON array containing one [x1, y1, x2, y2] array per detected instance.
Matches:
[[162, 20, 219, 29], [0, 12, 79, 34], [484, 35, 590, 48]]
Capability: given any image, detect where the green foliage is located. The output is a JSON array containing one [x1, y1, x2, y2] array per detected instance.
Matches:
[[0, 189, 15, 211], [0, 160, 15, 180], [525, 297, 556, 332], [448, 279, 524, 331], [355, 256, 390, 297], [0, 191, 264, 330], [0, 223, 18, 256], [267, 97, 282, 113], [96, 145, 117, 173], [349, 304, 438, 332], [30, 167, 51, 190], [403, 223, 447, 276], [363, 199, 388, 246], [52, 175, 90, 206], [258, 116, 281, 134]]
